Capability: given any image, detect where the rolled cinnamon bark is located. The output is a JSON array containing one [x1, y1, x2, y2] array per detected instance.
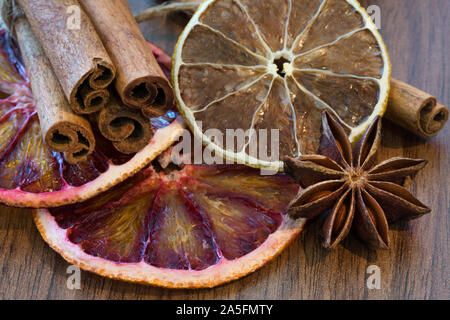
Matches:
[[80, 0, 174, 117], [386, 78, 449, 138], [13, 13, 95, 164], [97, 93, 153, 154], [78, 84, 110, 114], [16, 0, 116, 114]]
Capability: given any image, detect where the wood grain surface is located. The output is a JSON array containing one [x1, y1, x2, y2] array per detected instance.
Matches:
[[0, 0, 448, 300]]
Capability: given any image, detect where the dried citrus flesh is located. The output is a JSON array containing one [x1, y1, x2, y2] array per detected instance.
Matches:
[[173, 0, 391, 170], [34, 163, 304, 288], [0, 30, 184, 208]]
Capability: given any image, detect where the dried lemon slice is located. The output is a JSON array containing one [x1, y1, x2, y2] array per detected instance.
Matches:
[[173, 0, 391, 170]]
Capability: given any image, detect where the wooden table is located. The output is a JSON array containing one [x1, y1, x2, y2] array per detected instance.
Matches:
[[0, 0, 448, 300]]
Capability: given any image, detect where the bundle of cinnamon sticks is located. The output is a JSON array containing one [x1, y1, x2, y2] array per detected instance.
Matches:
[[3, 0, 174, 164]]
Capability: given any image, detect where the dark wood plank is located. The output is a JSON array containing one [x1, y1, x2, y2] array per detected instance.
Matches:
[[0, 0, 448, 300]]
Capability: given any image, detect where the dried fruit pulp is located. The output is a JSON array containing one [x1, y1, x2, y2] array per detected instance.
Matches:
[[173, 0, 391, 170], [0, 30, 184, 208], [35, 164, 304, 288]]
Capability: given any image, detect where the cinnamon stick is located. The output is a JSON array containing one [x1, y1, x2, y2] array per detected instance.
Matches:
[[97, 93, 153, 154], [16, 0, 116, 114], [78, 84, 110, 113], [387, 78, 449, 138], [80, 0, 174, 117], [13, 12, 95, 164]]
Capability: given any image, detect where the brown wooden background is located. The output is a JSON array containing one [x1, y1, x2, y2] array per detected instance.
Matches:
[[0, 0, 448, 300]]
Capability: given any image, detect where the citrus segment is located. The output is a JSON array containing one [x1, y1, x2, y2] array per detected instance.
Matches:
[[182, 178, 282, 260], [185, 165, 298, 211], [67, 184, 157, 263], [0, 110, 31, 154], [293, 29, 385, 78], [198, 0, 269, 57], [173, 0, 391, 170], [0, 31, 23, 85], [178, 64, 267, 109], [292, 71, 380, 127], [237, 0, 289, 52], [0, 118, 63, 193], [193, 74, 273, 139], [181, 25, 267, 66], [0, 29, 184, 207], [146, 181, 220, 270], [292, 0, 365, 54], [35, 163, 304, 288], [286, 0, 324, 48], [251, 77, 298, 158], [285, 76, 325, 154]]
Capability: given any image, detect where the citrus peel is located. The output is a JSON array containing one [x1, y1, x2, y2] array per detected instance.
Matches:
[[34, 163, 305, 288]]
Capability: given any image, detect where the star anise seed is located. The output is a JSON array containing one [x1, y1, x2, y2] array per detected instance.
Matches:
[[285, 111, 431, 250]]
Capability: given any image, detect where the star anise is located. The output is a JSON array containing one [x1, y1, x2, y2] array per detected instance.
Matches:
[[285, 111, 431, 249]]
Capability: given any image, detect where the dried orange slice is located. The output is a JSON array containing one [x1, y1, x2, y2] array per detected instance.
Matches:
[[0, 30, 184, 208], [34, 158, 304, 288], [173, 0, 391, 170]]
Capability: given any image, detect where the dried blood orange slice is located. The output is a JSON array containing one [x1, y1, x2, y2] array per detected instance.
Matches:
[[0, 30, 184, 208], [34, 160, 304, 288], [173, 0, 391, 170]]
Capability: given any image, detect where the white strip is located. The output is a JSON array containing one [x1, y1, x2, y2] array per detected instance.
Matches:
[[283, 0, 293, 51], [283, 77, 301, 156], [242, 76, 276, 152], [182, 62, 269, 70], [293, 68, 381, 82]]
